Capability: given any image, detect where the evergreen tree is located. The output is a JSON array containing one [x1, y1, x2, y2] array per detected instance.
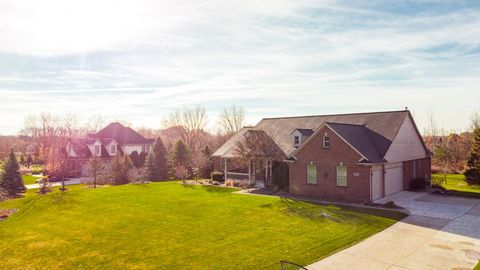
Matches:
[[152, 138, 168, 181], [124, 154, 135, 172], [19, 155, 25, 166], [138, 152, 147, 167], [130, 151, 142, 168], [109, 154, 134, 185], [199, 145, 214, 178], [465, 127, 480, 185], [144, 151, 159, 181], [169, 140, 191, 179], [0, 150, 26, 197], [170, 140, 190, 166]]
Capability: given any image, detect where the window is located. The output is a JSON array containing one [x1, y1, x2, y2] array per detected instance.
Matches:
[[142, 145, 148, 153], [323, 133, 331, 148], [94, 145, 100, 156], [307, 162, 317, 184], [336, 164, 347, 186], [294, 136, 300, 146], [110, 144, 116, 155]]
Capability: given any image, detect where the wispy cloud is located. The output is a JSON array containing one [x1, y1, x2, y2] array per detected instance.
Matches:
[[0, 0, 479, 134]]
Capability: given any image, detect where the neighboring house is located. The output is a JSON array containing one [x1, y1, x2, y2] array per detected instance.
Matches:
[[66, 122, 155, 176], [212, 110, 431, 202]]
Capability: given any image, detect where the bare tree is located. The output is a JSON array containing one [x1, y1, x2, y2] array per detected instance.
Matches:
[[234, 130, 284, 187], [472, 111, 480, 130], [88, 156, 104, 188], [163, 105, 207, 154], [423, 111, 440, 155], [86, 114, 106, 133], [218, 106, 245, 137]]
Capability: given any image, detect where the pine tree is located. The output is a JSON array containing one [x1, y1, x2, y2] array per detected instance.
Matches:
[[199, 145, 214, 178], [169, 140, 191, 179], [130, 151, 142, 168], [170, 140, 190, 166], [465, 127, 480, 185], [152, 138, 168, 181], [144, 151, 159, 181], [0, 150, 26, 197], [109, 154, 133, 185], [138, 152, 147, 167]]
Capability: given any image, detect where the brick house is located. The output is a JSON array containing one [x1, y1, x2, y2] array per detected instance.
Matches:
[[212, 110, 431, 202], [66, 122, 154, 176]]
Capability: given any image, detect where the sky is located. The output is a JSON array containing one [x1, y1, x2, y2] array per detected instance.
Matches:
[[0, 0, 479, 135]]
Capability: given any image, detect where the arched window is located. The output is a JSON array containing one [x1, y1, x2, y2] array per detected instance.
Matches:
[[307, 162, 317, 184]]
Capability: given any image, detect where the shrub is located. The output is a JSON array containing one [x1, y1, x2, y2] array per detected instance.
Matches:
[[172, 165, 189, 180], [465, 168, 480, 186], [0, 188, 9, 201], [211, 171, 224, 182], [409, 177, 426, 190], [272, 162, 289, 189], [37, 177, 52, 195]]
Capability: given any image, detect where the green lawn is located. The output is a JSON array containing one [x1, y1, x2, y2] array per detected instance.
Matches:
[[21, 174, 42, 185], [0, 182, 403, 269], [433, 174, 480, 196]]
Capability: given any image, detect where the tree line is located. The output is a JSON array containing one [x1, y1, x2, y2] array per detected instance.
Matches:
[[0, 105, 246, 197]]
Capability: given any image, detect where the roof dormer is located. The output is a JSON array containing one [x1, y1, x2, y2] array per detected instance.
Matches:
[[290, 128, 314, 147], [107, 139, 119, 156], [93, 139, 103, 156]]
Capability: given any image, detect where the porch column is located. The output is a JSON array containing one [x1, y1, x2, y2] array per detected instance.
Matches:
[[265, 161, 268, 185], [224, 158, 228, 180], [248, 159, 252, 183], [269, 161, 273, 184]]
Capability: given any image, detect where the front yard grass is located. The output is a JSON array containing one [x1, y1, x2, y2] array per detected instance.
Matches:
[[21, 174, 42, 185], [433, 173, 480, 198], [0, 182, 403, 269]]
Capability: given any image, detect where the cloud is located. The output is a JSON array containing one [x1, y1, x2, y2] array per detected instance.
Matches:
[[0, 0, 479, 134]]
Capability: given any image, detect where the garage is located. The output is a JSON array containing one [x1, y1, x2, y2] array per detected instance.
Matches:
[[384, 163, 403, 196]]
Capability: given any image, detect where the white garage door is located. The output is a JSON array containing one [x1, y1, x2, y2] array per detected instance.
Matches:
[[371, 167, 383, 201], [384, 163, 403, 196]]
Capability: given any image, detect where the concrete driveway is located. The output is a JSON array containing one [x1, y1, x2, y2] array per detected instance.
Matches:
[[25, 177, 89, 189], [308, 191, 480, 270]]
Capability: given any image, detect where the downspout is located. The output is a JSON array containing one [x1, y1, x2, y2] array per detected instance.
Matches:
[[382, 164, 386, 197]]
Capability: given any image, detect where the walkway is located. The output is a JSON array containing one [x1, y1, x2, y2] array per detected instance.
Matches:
[[25, 177, 89, 189]]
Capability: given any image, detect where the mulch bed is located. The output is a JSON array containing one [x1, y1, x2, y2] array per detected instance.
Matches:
[[0, 209, 18, 221]]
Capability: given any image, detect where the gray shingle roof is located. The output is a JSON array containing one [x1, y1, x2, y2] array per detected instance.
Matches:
[[213, 110, 410, 163], [89, 122, 154, 144], [213, 127, 253, 158], [326, 123, 384, 163], [295, 128, 314, 137]]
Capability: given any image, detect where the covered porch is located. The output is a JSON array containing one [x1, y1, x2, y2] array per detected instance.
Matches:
[[220, 157, 271, 188]]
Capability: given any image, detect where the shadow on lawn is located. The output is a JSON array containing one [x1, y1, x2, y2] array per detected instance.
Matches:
[[180, 183, 236, 193], [280, 197, 342, 223], [279, 197, 407, 223]]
